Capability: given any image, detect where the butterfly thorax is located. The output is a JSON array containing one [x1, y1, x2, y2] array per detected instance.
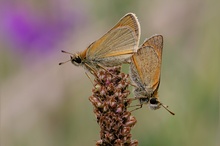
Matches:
[[134, 87, 150, 104]]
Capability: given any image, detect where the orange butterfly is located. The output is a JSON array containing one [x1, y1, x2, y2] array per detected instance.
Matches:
[[130, 35, 175, 115], [60, 13, 140, 74]]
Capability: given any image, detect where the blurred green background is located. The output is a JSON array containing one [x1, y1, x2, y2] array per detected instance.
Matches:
[[1, 0, 219, 146]]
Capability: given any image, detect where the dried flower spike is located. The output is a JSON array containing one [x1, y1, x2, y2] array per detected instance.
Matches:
[[89, 66, 138, 146]]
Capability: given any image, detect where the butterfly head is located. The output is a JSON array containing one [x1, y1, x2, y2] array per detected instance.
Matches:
[[59, 50, 83, 66], [149, 97, 161, 110], [71, 53, 82, 66]]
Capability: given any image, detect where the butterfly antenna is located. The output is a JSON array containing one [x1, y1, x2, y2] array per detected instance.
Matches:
[[59, 59, 71, 65], [61, 50, 74, 55], [160, 103, 175, 115]]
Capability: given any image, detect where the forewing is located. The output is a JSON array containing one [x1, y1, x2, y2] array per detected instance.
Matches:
[[86, 13, 140, 63]]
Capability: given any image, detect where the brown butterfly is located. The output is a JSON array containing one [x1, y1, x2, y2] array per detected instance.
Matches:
[[130, 34, 175, 115], [60, 13, 140, 74]]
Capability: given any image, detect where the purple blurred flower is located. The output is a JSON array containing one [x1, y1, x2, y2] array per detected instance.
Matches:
[[0, 1, 81, 57]]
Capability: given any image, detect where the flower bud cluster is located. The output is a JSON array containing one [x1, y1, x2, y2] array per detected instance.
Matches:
[[89, 67, 138, 146]]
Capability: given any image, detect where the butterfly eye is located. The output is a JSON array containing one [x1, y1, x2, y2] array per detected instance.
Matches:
[[149, 98, 158, 105], [149, 97, 161, 110]]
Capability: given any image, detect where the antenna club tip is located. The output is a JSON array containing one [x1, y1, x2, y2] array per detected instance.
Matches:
[[170, 112, 175, 115], [160, 104, 175, 115], [59, 63, 63, 65]]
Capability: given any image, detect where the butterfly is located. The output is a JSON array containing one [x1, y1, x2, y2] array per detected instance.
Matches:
[[130, 34, 175, 115], [60, 13, 140, 74]]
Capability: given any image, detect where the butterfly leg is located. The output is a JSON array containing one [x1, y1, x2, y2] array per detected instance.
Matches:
[[96, 63, 116, 76], [85, 72, 96, 87], [127, 81, 138, 88], [84, 63, 99, 78], [128, 96, 147, 112], [129, 104, 143, 112]]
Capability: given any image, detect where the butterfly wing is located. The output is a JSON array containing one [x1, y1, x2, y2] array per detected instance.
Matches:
[[131, 35, 163, 95], [86, 13, 140, 66]]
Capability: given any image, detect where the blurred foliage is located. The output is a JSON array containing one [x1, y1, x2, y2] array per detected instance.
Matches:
[[1, 0, 219, 146]]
